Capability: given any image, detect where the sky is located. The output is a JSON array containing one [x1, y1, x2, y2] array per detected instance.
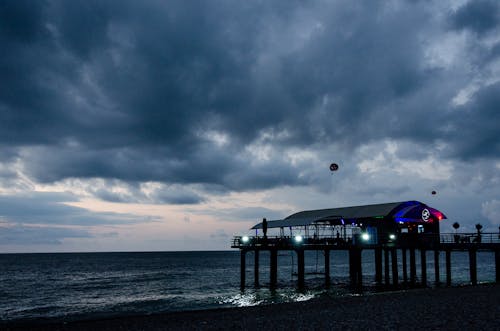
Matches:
[[0, 0, 499, 252]]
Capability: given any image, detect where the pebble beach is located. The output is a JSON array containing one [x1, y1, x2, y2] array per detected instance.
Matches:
[[4, 284, 499, 331]]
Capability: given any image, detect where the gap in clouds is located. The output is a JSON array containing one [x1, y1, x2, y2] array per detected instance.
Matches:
[[0, 191, 162, 249]]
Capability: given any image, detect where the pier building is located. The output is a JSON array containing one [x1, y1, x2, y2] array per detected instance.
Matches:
[[231, 201, 500, 291]]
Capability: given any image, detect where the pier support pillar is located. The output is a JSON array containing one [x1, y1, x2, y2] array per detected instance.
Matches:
[[496, 250, 500, 284], [391, 249, 398, 287], [349, 249, 355, 287], [421, 250, 427, 287], [374, 248, 382, 285], [357, 249, 363, 288], [270, 249, 278, 289], [240, 250, 246, 290], [384, 249, 390, 286], [434, 250, 440, 286], [409, 248, 416, 287], [469, 249, 477, 286], [402, 248, 408, 284], [254, 250, 259, 287], [446, 250, 451, 286], [296, 249, 305, 290], [324, 249, 330, 288], [349, 248, 362, 291]]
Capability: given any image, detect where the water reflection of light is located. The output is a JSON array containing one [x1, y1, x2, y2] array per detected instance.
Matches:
[[220, 293, 264, 307], [290, 293, 315, 302], [220, 289, 317, 308]]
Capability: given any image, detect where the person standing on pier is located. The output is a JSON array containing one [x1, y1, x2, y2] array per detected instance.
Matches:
[[262, 218, 268, 239]]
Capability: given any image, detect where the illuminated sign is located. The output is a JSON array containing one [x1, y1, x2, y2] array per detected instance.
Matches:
[[421, 209, 430, 222]]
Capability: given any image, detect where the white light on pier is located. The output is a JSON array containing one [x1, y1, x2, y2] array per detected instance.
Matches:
[[241, 236, 249, 243], [361, 233, 370, 241], [294, 235, 303, 243]]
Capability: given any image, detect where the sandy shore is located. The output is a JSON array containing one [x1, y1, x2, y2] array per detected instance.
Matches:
[[4, 284, 500, 331]]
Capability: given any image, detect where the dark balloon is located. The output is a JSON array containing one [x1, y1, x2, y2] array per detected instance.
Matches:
[[431, 190, 437, 195], [329, 163, 339, 171]]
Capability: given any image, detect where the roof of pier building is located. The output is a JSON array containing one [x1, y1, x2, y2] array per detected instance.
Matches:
[[251, 200, 446, 229]]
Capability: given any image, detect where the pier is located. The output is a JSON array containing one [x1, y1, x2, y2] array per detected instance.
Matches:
[[231, 201, 500, 291]]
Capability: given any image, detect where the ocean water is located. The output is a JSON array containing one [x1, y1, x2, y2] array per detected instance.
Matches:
[[0, 250, 496, 323]]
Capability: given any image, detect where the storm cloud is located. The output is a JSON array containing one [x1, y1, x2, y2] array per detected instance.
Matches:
[[0, 0, 497, 190], [0, 1, 499, 249]]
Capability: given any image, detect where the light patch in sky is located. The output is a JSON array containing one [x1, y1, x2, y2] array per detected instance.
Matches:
[[0, 159, 33, 194], [400, 159, 452, 181], [244, 140, 274, 163], [61, 187, 285, 233], [286, 149, 317, 166], [481, 200, 500, 225], [452, 83, 480, 106], [358, 141, 453, 181], [423, 32, 467, 70], [197, 130, 230, 148], [244, 128, 293, 163]]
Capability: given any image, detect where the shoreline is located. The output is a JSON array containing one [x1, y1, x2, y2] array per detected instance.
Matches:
[[4, 283, 499, 330]]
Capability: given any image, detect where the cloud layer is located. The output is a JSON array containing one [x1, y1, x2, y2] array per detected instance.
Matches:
[[0, 0, 499, 250], [1, 1, 498, 188]]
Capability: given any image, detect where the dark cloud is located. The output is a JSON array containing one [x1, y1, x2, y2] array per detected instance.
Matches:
[[209, 229, 229, 239], [151, 186, 205, 205], [40, 179, 207, 205], [449, 0, 500, 34], [0, 0, 498, 195], [0, 0, 47, 42], [445, 82, 500, 160], [92, 188, 136, 203]]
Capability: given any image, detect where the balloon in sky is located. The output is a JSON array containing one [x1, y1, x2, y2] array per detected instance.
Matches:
[[431, 190, 437, 195]]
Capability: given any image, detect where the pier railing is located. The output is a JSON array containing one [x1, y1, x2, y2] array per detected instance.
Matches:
[[439, 232, 499, 244], [231, 232, 500, 249], [231, 235, 352, 248]]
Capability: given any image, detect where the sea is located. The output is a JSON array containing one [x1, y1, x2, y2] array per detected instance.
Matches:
[[0, 250, 496, 324]]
